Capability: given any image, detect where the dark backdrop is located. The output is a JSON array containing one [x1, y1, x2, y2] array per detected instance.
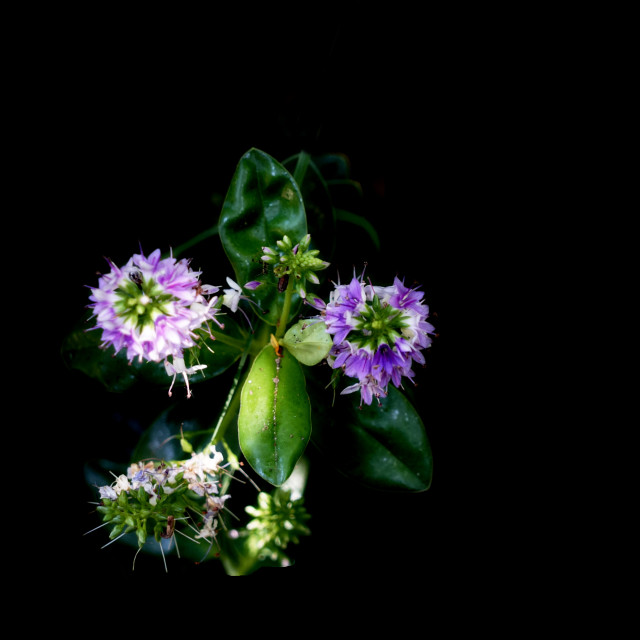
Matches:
[[47, 18, 487, 581]]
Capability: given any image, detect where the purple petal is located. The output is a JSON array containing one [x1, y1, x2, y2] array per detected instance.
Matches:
[[305, 295, 326, 311]]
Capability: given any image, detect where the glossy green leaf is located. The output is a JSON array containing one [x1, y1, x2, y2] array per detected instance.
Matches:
[[61, 315, 167, 392], [238, 345, 311, 486], [218, 148, 307, 325], [309, 379, 433, 492], [61, 313, 246, 392], [282, 319, 332, 366]]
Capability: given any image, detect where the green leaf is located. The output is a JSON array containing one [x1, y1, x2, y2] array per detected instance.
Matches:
[[282, 319, 332, 366], [238, 345, 312, 486], [309, 380, 433, 492], [61, 314, 168, 392], [61, 312, 245, 392], [218, 148, 308, 325]]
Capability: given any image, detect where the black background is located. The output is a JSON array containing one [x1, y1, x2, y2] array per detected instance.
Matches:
[[43, 15, 497, 583]]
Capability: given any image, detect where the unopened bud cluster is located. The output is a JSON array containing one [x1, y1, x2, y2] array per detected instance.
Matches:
[[261, 234, 329, 299], [244, 488, 311, 557]]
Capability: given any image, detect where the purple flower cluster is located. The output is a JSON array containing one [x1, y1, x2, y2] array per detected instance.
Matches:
[[310, 275, 434, 406], [88, 248, 221, 365]]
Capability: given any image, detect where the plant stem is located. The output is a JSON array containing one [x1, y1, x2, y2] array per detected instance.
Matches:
[[209, 353, 249, 447], [209, 328, 247, 351], [275, 278, 295, 340]]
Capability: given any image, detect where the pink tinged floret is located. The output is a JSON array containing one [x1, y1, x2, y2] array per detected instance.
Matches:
[[164, 356, 207, 398]]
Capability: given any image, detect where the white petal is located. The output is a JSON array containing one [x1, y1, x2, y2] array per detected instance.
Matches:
[[225, 277, 242, 292]]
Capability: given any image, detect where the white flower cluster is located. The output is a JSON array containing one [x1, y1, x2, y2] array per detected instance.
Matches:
[[97, 447, 231, 540]]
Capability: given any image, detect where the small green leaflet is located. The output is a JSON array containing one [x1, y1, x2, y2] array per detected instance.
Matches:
[[282, 319, 333, 366]]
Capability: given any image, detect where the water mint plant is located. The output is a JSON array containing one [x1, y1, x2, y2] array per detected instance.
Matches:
[[69, 148, 437, 574]]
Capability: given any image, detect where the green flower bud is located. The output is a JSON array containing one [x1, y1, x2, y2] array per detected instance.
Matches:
[[298, 234, 311, 251], [244, 488, 311, 553], [137, 524, 147, 547], [97, 505, 113, 517], [180, 436, 194, 453], [277, 235, 293, 250], [263, 235, 330, 298]]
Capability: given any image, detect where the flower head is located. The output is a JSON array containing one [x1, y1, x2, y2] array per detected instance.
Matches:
[[88, 248, 221, 365], [322, 274, 435, 406], [92, 446, 235, 569]]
